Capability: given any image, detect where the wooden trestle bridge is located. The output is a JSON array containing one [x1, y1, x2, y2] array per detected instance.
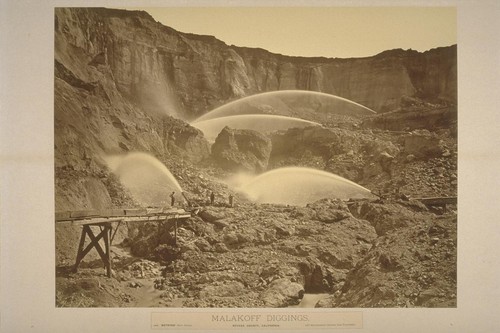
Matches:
[[55, 208, 192, 277]]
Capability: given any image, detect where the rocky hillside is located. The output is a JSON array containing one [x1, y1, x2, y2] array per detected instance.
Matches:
[[56, 198, 456, 308]]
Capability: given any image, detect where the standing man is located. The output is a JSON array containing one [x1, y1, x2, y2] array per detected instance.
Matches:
[[210, 191, 215, 205], [228, 194, 234, 207], [170, 191, 175, 206]]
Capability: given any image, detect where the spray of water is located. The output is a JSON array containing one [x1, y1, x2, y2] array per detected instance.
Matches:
[[223, 171, 257, 189], [191, 114, 320, 142], [105, 152, 182, 207], [238, 166, 375, 206], [193, 90, 375, 123]]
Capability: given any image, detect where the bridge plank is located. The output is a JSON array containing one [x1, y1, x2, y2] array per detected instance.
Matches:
[[146, 208, 163, 215], [97, 209, 126, 217], [70, 218, 123, 226], [125, 208, 147, 216], [122, 214, 191, 223], [70, 210, 101, 218], [55, 208, 192, 224], [55, 211, 71, 220], [162, 207, 185, 214]]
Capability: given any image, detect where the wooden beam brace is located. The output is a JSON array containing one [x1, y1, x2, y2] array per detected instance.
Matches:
[[73, 224, 113, 277], [103, 225, 112, 277], [110, 220, 122, 245], [73, 225, 88, 273], [77, 226, 106, 260]]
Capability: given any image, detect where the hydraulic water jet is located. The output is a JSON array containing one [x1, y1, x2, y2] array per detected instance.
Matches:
[[191, 114, 320, 142], [193, 90, 375, 123], [239, 166, 376, 206], [105, 152, 183, 207]]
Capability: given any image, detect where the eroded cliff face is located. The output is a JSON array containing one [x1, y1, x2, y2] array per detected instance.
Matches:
[[233, 46, 457, 113], [54, 8, 213, 210], [55, 8, 456, 120]]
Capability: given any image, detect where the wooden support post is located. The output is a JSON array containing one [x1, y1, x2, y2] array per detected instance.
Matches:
[[174, 218, 178, 246], [73, 223, 113, 277], [103, 225, 112, 277], [110, 220, 122, 245], [73, 226, 88, 273], [158, 219, 163, 236]]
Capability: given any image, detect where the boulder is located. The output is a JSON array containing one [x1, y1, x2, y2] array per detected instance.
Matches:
[[307, 198, 353, 223], [164, 117, 211, 163], [404, 130, 444, 159], [316, 295, 336, 308], [362, 161, 385, 180], [211, 127, 272, 172], [349, 202, 413, 236], [222, 232, 240, 245], [378, 151, 395, 173], [275, 223, 295, 237], [195, 238, 212, 252], [260, 278, 305, 307], [214, 243, 230, 253], [363, 139, 400, 158], [199, 208, 226, 223], [130, 234, 159, 257]]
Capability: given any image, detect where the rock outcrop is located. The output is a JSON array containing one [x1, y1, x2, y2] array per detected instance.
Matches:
[[403, 130, 444, 160], [362, 105, 457, 131], [318, 208, 457, 308], [260, 279, 305, 307], [270, 126, 400, 185], [211, 127, 272, 172]]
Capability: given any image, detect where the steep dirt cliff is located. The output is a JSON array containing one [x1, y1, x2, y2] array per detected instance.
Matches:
[[55, 8, 456, 121], [55, 8, 212, 211]]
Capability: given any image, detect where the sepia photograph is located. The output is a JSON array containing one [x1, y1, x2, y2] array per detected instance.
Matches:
[[1, 0, 500, 332], [54, 6, 457, 309]]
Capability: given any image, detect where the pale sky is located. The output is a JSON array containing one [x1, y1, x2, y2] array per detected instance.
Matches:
[[134, 7, 456, 58]]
